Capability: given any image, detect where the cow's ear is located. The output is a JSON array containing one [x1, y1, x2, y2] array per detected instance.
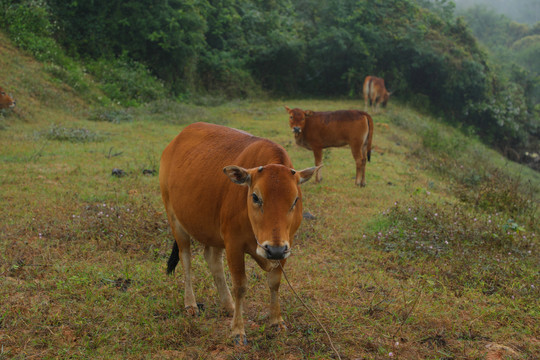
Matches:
[[223, 166, 251, 186], [297, 165, 322, 184], [285, 106, 291, 113], [305, 110, 314, 117]]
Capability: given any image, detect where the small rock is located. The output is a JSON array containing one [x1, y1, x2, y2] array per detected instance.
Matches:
[[112, 168, 126, 177]]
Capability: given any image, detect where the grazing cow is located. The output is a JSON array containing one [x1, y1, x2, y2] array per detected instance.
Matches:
[[0, 86, 16, 109], [363, 76, 390, 112], [159, 122, 318, 345], [285, 106, 373, 186]]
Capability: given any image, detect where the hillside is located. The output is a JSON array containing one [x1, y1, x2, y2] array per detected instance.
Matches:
[[1, 33, 539, 359], [2, 0, 539, 168]]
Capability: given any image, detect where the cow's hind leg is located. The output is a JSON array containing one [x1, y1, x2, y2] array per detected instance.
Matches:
[[169, 213, 198, 315], [204, 246, 234, 315], [351, 142, 367, 187]]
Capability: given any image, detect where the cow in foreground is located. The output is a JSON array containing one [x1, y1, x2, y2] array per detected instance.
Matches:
[[159, 122, 318, 345], [0, 86, 16, 109], [285, 106, 373, 186], [363, 76, 390, 112]]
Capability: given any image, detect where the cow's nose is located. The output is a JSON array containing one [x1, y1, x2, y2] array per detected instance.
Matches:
[[263, 244, 289, 260], [292, 127, 301, 134]]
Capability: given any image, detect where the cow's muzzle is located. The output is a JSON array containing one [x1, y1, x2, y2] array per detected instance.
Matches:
[[292, 127, 301, 134], [264, 244, 290, 260], [257, 241, 290, 260]]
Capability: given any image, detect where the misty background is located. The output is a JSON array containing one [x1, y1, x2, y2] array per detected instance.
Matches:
[[453, 0, 540, 24]]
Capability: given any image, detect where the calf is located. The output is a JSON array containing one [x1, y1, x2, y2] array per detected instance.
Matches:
[[363, 76, 390, 112], [285, 106, 373, 186], [159, 122, 318, 344]]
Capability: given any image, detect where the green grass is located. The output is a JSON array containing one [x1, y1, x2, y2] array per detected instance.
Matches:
[[1, 33, 539, 359]]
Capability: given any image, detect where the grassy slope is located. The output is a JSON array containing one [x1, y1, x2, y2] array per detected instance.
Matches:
[[1, 33, 538, 359]]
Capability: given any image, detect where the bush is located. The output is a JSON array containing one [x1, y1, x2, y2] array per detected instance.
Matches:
[[88, 108, 134, 124], [0, 0, 60, 61], [43, 124, 103, 143], [85, 58, 167, 106]]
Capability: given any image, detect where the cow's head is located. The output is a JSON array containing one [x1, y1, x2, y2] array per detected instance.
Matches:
[[381, 90, 391, 108], [285, 106, 313, 137], [224, 164, 319, 260], [0, 88, 15, 109]]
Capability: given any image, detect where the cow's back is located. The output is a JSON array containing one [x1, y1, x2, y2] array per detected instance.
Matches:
[[372, 77, 384, 94], [160, 122, 292, 246], [305, 110, 370, 148]]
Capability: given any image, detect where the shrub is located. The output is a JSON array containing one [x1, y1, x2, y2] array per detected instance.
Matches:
[[85, 58, 167, 106], [43, 124, 103, 143], [88, 108, 134, 124], [0, 0, 61, 61]]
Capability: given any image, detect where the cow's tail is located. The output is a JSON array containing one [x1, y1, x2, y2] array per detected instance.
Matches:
[[366, 113, 374, 162], [167, 241, 180, 275]]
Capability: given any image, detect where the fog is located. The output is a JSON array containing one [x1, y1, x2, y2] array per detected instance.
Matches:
[[452, 0, 540, 24]]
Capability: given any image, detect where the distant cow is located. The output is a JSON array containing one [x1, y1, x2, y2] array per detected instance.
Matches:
[[0, 86, 15, 109], [363, 76, 390, 112], [159, 122, 318, 345], [285, 106, 373, 186]]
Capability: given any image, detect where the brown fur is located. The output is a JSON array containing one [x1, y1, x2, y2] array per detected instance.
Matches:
[[285, 106, 374, 186], [363, 76, 390, 112], [0, 86, 15, 109], [159, 122, 318, 344]]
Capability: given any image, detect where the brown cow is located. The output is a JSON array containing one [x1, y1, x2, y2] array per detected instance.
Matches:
[[363, 76, 390, 112], [0, 86, 16, 109], [159, 122, 318, 344], [285, 106, 373, 186]]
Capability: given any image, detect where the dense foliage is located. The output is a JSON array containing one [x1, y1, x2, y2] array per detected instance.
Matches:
[[458, 5, 540, 168], [0, 0, 538, 167]]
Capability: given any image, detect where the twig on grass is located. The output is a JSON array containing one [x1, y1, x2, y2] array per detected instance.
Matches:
[[279, 262, 343, 360]]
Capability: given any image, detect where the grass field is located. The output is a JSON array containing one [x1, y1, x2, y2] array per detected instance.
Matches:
[[1, 34, 539, 359]]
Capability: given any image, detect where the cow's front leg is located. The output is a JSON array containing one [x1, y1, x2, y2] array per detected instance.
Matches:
[[267, 263, 286, 330], [226, 246, 248, 345], [313, 147, 323, 183]]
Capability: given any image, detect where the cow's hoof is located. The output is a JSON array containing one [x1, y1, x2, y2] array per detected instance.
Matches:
[[224, 305, 235, 317], [185, 305, 199, 316], [233, 334, 248, 346], [271, 321, 288, 332]]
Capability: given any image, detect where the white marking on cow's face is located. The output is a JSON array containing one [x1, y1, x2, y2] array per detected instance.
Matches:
[[256, 238, 291, 260]]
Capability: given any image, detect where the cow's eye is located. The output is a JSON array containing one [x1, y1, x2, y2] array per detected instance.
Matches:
[[252, 193, 262, 205]]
